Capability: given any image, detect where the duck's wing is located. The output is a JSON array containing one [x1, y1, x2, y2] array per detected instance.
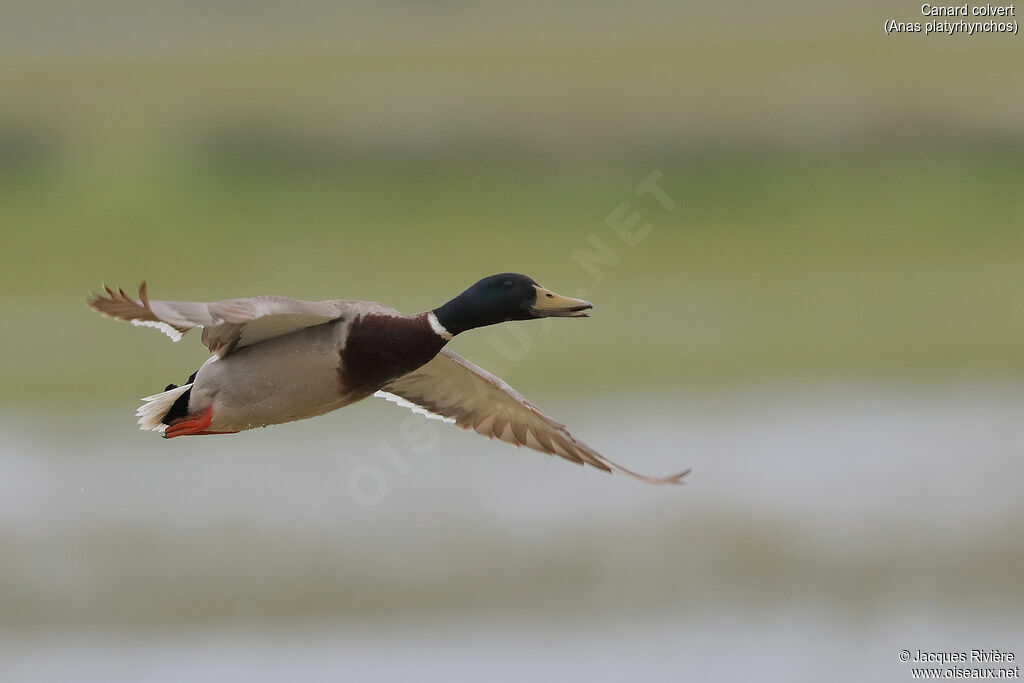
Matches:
[[88, 282, 358, 357], [377, 350, 689, 485]]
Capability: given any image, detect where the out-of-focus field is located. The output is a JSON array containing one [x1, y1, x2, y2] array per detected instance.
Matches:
[[6, 147, 1024, 403], [1, 2, 1022, 682], [2, 1, 1022, 402]]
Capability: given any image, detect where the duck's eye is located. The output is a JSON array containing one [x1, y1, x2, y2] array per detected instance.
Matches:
[[503, 280, 513, 289]]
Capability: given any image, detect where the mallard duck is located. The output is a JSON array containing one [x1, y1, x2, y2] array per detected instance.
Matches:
[[88, 273, 688, 485]]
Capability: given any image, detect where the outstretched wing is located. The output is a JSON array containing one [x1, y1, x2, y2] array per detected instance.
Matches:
[[88, 282, 351, 357], [377, 350, 689, 485]]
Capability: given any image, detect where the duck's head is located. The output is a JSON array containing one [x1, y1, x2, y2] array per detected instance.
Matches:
[[432, 273, 593, 337]]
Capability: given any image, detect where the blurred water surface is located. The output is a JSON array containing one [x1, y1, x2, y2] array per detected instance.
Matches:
[[2, 387, 1022, 681]]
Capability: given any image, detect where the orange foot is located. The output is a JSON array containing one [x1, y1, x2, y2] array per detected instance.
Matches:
[[164, 405, 229, 438]]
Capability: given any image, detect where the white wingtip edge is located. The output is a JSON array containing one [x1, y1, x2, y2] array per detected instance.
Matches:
[[131, 318, 184, 342], [374, 391, 456, 424], [136, 383, 193, 432]]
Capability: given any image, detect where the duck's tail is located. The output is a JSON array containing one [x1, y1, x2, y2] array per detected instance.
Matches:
[[136, 383, 193, 432]]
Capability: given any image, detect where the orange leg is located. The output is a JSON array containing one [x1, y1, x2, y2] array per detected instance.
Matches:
[[164, 405, 216, 438]]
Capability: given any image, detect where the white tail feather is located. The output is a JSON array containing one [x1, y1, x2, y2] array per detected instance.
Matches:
[[136, 383, 192, 432]]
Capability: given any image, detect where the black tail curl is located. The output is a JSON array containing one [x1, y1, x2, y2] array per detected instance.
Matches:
[[161, 369, 199, 424]]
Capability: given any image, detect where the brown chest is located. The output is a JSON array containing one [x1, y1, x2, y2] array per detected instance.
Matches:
[[339, 314, 446, 392]]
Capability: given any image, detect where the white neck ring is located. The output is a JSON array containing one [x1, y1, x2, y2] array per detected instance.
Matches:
[[427, 312, 454, 341]]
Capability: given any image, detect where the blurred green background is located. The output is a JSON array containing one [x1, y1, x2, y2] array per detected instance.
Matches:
[[1, 3, 1022, 682], [3, 0, 1022, 402]]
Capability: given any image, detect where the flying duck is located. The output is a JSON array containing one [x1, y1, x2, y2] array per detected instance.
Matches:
[[88, 273, 688, 485]]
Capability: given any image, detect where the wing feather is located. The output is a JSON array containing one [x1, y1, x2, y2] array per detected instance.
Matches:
[[88, 282, 355, 357], [377, 350, 689, 485]]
